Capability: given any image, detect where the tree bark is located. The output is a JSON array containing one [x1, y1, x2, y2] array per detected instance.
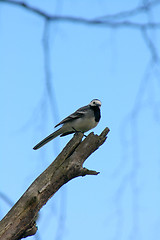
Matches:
[[0, 127, 110, 240]]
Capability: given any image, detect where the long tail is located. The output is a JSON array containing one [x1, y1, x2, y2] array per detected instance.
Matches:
[[33, 127, 63, 150]]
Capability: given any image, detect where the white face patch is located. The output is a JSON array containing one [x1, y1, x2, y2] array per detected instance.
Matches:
[[89, 99, 102, 107]]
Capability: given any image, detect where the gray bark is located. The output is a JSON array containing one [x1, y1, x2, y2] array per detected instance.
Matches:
[[0, 127, 110, 240]]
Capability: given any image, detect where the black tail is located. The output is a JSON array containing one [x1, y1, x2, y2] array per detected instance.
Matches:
[[33, 128, 63, 150]]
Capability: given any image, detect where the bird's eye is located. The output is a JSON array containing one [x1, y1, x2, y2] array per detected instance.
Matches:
[[93, 101, 95, 104]]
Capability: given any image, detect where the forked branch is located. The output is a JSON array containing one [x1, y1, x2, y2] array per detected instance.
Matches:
[[0, 127, 110, 240]]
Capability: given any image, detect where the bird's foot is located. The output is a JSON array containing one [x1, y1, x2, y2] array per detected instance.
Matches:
[[72, 127, 87, 137]]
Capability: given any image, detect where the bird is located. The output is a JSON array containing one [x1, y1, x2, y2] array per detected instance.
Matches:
[[33, 99, 101, 150]]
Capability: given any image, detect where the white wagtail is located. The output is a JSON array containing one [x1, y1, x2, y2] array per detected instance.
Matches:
[[33, 99, 101, 150]]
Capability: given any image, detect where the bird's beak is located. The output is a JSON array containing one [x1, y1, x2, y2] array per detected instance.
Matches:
[[97, 104, 101, 107]]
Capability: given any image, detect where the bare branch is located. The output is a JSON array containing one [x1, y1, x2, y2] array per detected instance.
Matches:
[[0, 0, 51, 19], [0, 0, 160, 29], [42, 19, 59, 125], [0, 192, 13, 207], [80, 168, 100, 176], [97, 0, 160, 20], [141, 28, 159, 61], [0, 127, 110, 240]]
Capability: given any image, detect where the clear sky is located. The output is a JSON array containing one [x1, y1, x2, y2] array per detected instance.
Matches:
[[1, 1, 160, 240]]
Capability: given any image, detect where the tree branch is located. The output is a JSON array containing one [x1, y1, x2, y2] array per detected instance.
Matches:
[[0, 0, 160, 29], [97, 0, 160, 20], [0, 127, 110, 240]]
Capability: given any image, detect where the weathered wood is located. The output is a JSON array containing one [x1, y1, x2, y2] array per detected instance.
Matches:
[[0, 127, 110, 240]]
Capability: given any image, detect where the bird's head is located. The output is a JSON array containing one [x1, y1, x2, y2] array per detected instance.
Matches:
[[89, 99, 102, 108]]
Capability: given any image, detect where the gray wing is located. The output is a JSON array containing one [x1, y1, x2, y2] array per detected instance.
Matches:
[[55, 105, 90, 128]]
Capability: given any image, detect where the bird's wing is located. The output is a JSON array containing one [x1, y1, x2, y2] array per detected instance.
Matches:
[[55, 105, 89, 128]]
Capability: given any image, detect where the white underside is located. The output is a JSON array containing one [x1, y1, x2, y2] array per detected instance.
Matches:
[[61, 117, 98, 133]]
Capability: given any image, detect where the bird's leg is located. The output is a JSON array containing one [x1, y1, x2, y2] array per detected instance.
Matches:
[[72, 127, 87, 137], [72, 127, 80, 133]]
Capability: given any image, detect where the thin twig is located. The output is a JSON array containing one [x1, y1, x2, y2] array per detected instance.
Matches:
[[0, 0, 160, 29]]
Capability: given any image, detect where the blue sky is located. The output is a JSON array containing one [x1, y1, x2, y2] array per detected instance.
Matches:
[[1, 1, 160, 240]]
